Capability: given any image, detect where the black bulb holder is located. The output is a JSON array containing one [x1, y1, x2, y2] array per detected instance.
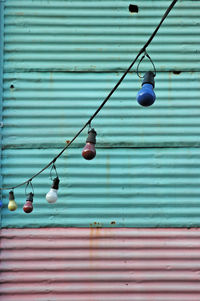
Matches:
[[27, 192, 34, 203], [86, 129, 97, 144], [9, 191, 15, 201], [52, 177, 60, 190], [142, 71, 155, 88]]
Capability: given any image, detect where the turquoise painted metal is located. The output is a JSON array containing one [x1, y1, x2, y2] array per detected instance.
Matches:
[[3, 0, 200, 72], [2, 147, 200, 228], [2, 71, 200, 148], [1, 0, 200, 227], [0, 0, 5, 223]]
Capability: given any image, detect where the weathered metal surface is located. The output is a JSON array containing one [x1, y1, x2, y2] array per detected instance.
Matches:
[[2, 147, 200, 228], [1, 228, 200, 301], [1, 0, 200, 228], [3, 0, 200, 72], [3, 71, 200, 148], [0, 0, 4, 223]]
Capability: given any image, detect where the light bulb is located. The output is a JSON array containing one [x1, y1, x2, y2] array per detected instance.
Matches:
[[82, 129, 97, 160], [137, 71, 156, 107], [8, 191, 17, 211], [23, 192, 33, 213], [46, 177, 60, 203]]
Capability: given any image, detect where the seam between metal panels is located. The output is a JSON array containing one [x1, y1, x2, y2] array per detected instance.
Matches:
[[3, 70, 200, 73], [0, 1, 4, 226], [3, 146, 200, 150]]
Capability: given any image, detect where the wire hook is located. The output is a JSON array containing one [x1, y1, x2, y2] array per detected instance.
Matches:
[[88, 122, 92, 133], [136, 51, 156, 78], [50, 163, 58, 181], [25, 180, 34, 196]]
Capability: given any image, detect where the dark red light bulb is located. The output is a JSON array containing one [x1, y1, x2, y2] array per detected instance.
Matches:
[[82, 129, 97, 160], [82, 142, 96, 160], [23, 192, 34, 213]]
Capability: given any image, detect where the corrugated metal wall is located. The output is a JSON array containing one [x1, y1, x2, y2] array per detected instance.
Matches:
[[2, 71, 200, 148], [1, 0, 200, 227], [2, 147, 200, 228], [1, 228, 200, 301], [0, 0, 4, 226], [1, 1, 200, 299], [3, 0, 200, 72]]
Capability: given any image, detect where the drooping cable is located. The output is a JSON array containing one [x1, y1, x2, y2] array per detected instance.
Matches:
[[0, 0, 178, 191]]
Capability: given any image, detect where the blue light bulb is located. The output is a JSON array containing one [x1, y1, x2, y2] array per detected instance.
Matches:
[[136, 71, 156, 107]]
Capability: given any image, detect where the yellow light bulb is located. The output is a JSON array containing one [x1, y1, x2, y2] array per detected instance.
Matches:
[[8, 191, 17, 211], [8, 200, 17, 211]]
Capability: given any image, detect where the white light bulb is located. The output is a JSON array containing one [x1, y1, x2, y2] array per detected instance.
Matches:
[[46, 188, 58, 203], [46, 177, 60, 204]]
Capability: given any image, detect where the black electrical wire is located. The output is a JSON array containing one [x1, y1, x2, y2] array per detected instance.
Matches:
[[0, 0, 178, 191]]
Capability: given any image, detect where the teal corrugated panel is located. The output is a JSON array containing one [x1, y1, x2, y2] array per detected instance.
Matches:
[[3, 0, 200, 72], [2, 148, 200, 228], [0, 0, 5, 225], [2, 71, 200, 148], [1, 0, 200, 227]]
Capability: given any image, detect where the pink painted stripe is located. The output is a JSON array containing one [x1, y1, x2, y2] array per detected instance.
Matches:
[[1, 228, 200, 301]]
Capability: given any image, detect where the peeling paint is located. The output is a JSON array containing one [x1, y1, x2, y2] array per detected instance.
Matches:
[[90, 222, 103, 228]]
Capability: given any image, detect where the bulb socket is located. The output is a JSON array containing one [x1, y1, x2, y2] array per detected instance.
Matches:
[[26, 192, 34, 203], [51, 177, 60, 190], [86, 129, 97, 144], [142, 71, 155, 88], [9, 190, 15, 201]]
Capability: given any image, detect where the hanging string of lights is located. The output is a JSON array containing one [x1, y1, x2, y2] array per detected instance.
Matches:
[[0, 0, 178, 212]]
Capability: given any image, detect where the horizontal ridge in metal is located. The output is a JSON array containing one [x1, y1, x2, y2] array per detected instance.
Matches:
[[1, 228, 200, 301], [3, 0, 200, 72], [2, 147, 200, 228], [2, 0, 200, 228]]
